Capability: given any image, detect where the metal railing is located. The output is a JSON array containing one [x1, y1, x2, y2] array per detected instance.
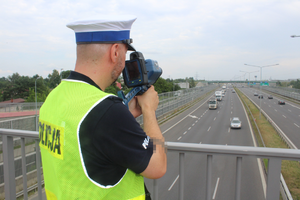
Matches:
[[251, 85, 300, 101], [1, 129, 300, 200], [0, 102, 43, 113]]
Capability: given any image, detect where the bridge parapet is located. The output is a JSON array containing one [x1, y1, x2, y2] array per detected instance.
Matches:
[[1, 129, 299, 200]]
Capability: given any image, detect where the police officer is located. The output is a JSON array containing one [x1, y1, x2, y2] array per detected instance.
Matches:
[[39, 15, 167, 200]]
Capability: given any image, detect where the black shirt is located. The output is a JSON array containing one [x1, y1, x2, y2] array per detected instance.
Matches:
[[68, 71, 153, 186]]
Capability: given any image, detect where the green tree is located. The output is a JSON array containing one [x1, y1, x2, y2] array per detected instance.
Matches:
[[104, 83, 121, 95], [289, 79, 300, 89], [188, 77, 196, 88], [61, 70, 71, 79], [153, 77, 173, 94], [26, 88, 48, 102], [46, 69, 61, 89], [276, 81, 282, 87]]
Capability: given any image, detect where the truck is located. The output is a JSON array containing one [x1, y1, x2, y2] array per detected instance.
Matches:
[[209, 99, 218, 109], [222, 85, 227, 89], [215, 91, 222, 101]]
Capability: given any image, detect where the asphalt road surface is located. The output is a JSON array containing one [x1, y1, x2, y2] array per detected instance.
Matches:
[[145, 86, 265, 200], [239, 86, 300, 149]]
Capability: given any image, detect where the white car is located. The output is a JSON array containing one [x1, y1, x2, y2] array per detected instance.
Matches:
[[231, 117, 242, 129]]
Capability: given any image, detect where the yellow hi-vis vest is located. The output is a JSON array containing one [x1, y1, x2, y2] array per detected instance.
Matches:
[[39, 79, 145, 200]]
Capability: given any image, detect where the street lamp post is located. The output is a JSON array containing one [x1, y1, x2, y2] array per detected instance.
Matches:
[[60, 68, 64, 82], [244, 64, 279, 118], [35, 77, 41, 131], [291, 35, 300, 38], [240, 70, 259, 83]]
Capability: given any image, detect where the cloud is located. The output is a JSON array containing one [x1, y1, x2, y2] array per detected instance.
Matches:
[[0, 0, 300, 80]]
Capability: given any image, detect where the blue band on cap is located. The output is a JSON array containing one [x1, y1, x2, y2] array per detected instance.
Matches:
[[75, 30, 130, 43]]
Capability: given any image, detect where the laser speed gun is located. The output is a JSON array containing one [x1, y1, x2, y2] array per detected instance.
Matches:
[[117, 51, 162, 108]]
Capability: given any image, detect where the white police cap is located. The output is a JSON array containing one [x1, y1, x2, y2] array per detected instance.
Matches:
[[66, 15, 137, 51]]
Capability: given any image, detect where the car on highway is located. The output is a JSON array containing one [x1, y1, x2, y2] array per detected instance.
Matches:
[[254, 92, 258, 96], [268, 95, 273, 99], [230, 117, 242, 129], [278, 100, 285, 105], [258, 94, 263, 99]]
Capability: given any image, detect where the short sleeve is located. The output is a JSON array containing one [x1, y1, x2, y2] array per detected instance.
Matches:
[[93, 99, 153, 173], [78, 96, 153, 186]]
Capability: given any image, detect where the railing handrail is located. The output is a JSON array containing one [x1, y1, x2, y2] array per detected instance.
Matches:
[[166, 141, 300, 160], [0, 128, 38, 139]]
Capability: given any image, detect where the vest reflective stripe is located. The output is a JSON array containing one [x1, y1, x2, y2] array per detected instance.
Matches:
[[39, 80, 145, 199]]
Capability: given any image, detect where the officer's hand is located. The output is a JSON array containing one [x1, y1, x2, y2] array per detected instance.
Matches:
[[128, 96, 142, 118], [136, 86, 159, 113]]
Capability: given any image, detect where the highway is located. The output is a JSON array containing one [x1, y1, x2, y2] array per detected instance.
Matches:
[[145, 86, 265, 199], [239, 86, 300, 149]]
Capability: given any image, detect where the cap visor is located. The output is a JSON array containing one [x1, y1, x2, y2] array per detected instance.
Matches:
[[127, 43, 136, 51]]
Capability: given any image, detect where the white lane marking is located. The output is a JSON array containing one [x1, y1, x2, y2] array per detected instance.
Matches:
[[214, 117, 216, 121], [192, 123, 195, 126], [217, 111, 220, 114], [274, 109, 277, 112], [162, 98, 211, 134], [196, 120, 198, 123], [231, 111, 232, 114], [189, 115, 198, 119], [188, 127, 191, 130], [168, 175, 179, 191], [212, 177, 220, 199], [282, 115, 287, 118], [183, 131, 187, 135], [207, 126, 211, 132], [228, 128, 230, 133], [295, 123, 300, 128], [288, 109, 291, 112], [177, 136, 182, 140], [268, 105, 271, 108]]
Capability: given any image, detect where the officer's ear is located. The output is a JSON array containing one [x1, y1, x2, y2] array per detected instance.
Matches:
[[109, 44, 120, 64]]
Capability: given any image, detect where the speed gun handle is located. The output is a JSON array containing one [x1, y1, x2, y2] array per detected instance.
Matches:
[[117, 86, 148, 108]]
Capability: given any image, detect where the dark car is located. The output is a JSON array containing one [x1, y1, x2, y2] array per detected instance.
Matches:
[[268, 95, 273, 99], [258, 94, 263, 99], [278, 100, 285, 105]]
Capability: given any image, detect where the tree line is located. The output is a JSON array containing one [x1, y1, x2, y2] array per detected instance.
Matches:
[[276, 79, 300, 89], [0, 69, 199, 103]]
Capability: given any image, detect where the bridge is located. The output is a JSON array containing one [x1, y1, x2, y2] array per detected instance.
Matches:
[[0, 84, 300, 200], [203, 80, 277, 84]]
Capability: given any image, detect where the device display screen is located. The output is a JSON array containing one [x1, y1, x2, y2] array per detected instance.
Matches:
[[126, 60, 141, 81]]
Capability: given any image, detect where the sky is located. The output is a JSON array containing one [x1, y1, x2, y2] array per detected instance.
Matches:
[[1, 0, 300, 81]]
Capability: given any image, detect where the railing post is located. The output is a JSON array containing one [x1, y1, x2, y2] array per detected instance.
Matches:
[[266, 158, 282, 200], [35, 140, 42, 198], [206, 155, 212, 200], [179, 152, 184, 200], [3, 135, 17, 200], [152, 179, 158, 200], [235, 157, 242, 200], [21, 138, 28, 200]]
